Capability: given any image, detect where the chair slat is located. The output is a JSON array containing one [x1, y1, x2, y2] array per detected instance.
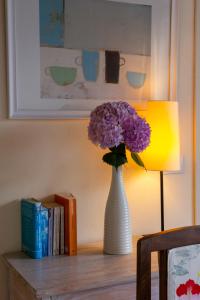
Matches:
[[136, 225, 200, 299]]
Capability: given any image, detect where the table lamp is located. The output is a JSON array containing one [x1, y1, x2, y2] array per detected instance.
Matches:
[[140, 100, 181, 231]]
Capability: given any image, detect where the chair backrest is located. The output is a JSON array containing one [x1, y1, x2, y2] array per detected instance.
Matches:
[[136, 226, 200, 300]]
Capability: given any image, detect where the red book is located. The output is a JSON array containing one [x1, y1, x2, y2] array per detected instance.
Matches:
[[55, 193, 77, 256]]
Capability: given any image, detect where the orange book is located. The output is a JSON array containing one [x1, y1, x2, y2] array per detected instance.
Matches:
[[55, 193, 77, 256]]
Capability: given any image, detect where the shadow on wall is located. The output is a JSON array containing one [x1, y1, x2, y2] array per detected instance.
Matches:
[[0, 200, 21, 254], [41, 194, 55, 202]]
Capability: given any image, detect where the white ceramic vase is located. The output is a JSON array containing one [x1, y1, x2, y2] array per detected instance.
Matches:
[[103, 166, 132, 255]]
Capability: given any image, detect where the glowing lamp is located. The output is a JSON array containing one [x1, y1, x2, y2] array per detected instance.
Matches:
[[140, 100, 181, 230]]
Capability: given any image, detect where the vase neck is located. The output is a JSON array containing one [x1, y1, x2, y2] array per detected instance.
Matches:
[[108, 166, 127, 202], [111, 166, 123, 185]]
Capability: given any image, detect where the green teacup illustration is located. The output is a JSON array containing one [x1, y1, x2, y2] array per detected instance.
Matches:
[[45, 66, 77, 86], [126, 71, 146, 88]]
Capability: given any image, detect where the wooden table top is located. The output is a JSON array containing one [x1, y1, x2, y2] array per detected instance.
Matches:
[[2, 238, 158, 298]]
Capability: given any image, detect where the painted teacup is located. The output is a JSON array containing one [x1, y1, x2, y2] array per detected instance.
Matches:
[[45, 66, 77, 86], [126, 71, 146, 88], [75, 50, 99, 82]]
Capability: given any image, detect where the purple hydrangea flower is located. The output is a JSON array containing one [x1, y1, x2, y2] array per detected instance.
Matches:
[[123, 116, 151, 153], [88, 101, 150, 152], [88, 121, 123, 148], [88, 101, 138, 148]]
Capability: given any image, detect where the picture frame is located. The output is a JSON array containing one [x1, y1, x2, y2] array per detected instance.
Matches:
[[6, 0, 172, 119]]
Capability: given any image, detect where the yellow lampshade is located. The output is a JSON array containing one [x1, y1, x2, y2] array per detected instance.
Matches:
[[140, 100, 181, 171]]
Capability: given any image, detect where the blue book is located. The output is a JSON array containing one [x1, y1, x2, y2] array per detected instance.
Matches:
[[21, 199, 48, 259], [41, 207, 48, 257]]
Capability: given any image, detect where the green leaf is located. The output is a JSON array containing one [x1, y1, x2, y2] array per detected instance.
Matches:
[[103, 152, 127, 168], [109, 143, 126, 155], [109, 146, 117, 152], [131, 152, 146, 170]]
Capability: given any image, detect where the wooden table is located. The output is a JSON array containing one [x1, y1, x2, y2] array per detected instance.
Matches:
[[2, 239, 159, 300]]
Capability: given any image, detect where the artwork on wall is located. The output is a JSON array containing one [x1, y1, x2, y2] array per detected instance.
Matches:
[[6, 0, 171, 118], [40, 0, 151, 101]]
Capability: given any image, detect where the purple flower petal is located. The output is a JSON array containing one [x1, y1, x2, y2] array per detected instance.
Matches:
[[88, 101, 150, 152]]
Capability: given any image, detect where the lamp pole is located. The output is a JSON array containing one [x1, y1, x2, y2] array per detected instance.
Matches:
[[160, 171, 164, 231]]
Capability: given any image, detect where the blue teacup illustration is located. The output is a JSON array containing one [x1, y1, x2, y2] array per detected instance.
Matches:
[[75, 50, 99, 82], [45, 66, 77, 86], [126, 71, 146, 88]]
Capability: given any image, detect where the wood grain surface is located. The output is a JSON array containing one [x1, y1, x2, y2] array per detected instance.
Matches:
[[3, 239, 159, 299]]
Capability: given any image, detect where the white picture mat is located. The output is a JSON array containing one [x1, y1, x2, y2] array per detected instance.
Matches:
[[6, 0, 171, 119], [40, 48, 151, 101]]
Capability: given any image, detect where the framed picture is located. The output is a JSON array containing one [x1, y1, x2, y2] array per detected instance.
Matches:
[[6, 0, 171, 119]]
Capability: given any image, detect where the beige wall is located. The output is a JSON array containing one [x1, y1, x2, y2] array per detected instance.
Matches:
[[0, 0, 194, 299]]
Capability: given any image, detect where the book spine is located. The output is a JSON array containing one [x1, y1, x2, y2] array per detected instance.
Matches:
[[60, 206, 64, 255], [41, 207, 48, 257], [21, 200, 42, 259], [53, 207, 60, 255], [57, 207, 61, 255], [53, 207, 56, 255], [34, 208, 42, 259], [55, 194, 77, 256], [68, 199, 77, 256], [48, 208, 53, 256]]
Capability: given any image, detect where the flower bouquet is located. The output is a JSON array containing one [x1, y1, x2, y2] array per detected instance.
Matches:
[[88, 101, 151, 169], [88, 101, 151, 254]]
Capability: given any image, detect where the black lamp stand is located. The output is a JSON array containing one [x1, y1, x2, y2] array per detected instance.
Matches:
[[160, 171, 164, 231]]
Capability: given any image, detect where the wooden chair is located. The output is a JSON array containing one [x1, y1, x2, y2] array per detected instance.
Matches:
[[136, 225, 200, 300]]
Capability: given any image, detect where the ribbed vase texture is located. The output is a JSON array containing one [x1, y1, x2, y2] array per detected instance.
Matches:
[[104, 166, 132, 255]]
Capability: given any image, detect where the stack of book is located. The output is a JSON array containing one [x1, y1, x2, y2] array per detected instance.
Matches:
[[21, 194, 77, 259]]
